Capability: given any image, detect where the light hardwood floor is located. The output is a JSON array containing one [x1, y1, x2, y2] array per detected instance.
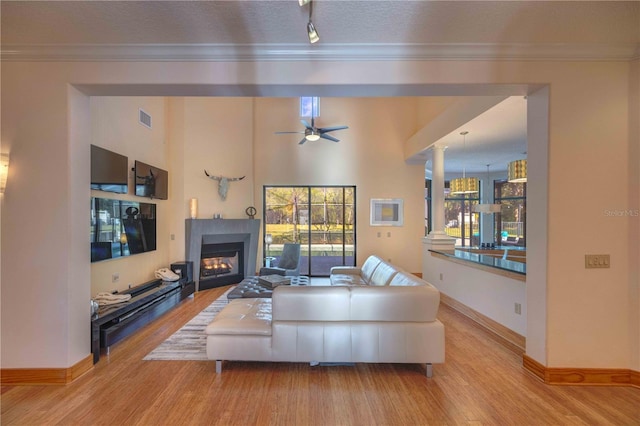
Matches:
[[2, 285, 639, 425]]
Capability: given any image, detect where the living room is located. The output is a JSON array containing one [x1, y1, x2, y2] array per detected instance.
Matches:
[[1, 1, 638, 422]]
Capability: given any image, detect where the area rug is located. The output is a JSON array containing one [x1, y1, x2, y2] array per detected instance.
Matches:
[[143, 288, 233, 361]]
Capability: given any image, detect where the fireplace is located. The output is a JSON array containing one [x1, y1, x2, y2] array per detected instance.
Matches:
[[185, 219, 260, 292], [199, 242, 244, 289]]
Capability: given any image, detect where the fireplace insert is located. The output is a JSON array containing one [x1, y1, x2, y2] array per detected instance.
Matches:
[[199, 241, 244, 290]]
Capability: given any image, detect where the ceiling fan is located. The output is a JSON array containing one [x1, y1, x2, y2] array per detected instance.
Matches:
[[275, 117, 349, 145]]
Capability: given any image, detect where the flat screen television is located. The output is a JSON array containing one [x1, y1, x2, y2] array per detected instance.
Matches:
[[90, 145, 129, 194], [90, 197, 157, 262], [134, 160, 168, 200]]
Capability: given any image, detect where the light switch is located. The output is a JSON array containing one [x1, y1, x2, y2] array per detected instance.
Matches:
[[585, 254, 610, 269]]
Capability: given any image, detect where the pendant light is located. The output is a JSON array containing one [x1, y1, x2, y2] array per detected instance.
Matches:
[[450, 131, 479, 195], [473, 164, 501, 214], [508, 159, 527, 182]]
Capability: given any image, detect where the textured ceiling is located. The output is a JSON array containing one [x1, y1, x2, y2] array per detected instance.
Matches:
[[2, 1, 639, 46]]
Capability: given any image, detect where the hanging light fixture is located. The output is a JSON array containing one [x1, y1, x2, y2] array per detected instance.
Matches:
[[473, 164, 502, 214], [508, 159, 527, 182], [450, 131, 479, 194], [306, 0, 319, 43]]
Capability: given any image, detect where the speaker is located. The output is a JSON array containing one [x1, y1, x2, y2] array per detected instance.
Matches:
[[171, 261, 193, 284]]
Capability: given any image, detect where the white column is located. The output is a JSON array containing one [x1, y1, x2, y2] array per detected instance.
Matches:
[[425, 144, 455, 246]]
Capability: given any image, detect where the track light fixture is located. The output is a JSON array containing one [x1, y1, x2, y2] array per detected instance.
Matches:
[[307, 22, 320, 44], [305, 0, 319, 44]]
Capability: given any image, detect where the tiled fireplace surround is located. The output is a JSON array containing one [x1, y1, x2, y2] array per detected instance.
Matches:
[[185, 219, 261, 291]]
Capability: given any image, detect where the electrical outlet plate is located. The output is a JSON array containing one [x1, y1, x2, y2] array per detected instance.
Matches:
[[585, 254, 610, 269], [515, 303, 522, 315]]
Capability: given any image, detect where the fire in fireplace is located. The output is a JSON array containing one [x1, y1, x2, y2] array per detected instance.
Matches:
[[201, 257, 234, 277], [199, 241, 244, 290]]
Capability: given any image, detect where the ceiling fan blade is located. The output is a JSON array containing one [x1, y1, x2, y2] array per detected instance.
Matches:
[[320, 133, 340, 142], [300, 119, 312, 130], [319, 125, 349, 133], [298, 137, 307, 145], [275, 131, 305, 134]]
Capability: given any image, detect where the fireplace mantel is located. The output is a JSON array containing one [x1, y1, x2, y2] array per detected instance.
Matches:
[[185, 219, 260, 291]]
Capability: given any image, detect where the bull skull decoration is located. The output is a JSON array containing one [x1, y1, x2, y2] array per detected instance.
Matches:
[[204, 170, 245, 201]]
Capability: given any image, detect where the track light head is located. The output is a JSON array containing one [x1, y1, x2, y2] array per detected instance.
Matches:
[[307, 21, 319, 43], [299, 0, 311, 5]]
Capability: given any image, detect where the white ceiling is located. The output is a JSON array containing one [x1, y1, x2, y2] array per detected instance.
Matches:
[[423, 96, 528, 175], [2, 1, 639, 47], [1, 1, 637, 175]]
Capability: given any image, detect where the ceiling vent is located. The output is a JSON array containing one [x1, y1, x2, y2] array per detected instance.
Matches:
[[139, 109, 152, 129]]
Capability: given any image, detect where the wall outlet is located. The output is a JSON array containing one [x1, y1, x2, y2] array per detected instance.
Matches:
[[377, 232, 381, 238], [439, 273, 443, 281], [585, 254, 610, 269], [170, 233, 175, 241], [387, 231, 391, 237], [515, 303, 522, 315], [112, 273, 119, 283]]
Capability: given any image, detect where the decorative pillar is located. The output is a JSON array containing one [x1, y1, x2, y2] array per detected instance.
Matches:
[[425, 144, 455, 246], [423, 144, 456, 281]]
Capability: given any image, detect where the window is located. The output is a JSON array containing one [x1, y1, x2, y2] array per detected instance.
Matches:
[[444, 181, 480, 247], [300, 97, 320, 118], [494, 180, 526, 247], [264, 186, 356, 276]]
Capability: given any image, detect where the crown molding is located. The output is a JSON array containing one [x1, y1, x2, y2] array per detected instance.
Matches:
[[1, 43, 638, 62]]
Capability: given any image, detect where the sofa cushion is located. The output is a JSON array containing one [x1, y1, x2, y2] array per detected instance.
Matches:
[[349, 286, 440, 322], [273, 286, 351, 321], [389, 272, 425, 286], [368, 260, 399, 286], [205, 298, 272, 336], [360, 255, 383, 282], [330, 274, 367, 286]]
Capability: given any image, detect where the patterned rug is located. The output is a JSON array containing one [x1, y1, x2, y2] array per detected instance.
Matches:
[[143, 288, 232, 361]]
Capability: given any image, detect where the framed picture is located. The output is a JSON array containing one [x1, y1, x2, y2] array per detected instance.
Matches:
[[370, 198, 403, 226]]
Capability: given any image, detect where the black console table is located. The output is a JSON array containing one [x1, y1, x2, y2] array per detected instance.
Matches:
[[91, 278, 195, 363]]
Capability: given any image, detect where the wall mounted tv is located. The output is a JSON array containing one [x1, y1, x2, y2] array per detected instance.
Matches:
[[90, 197, 157, 262], [134, 160, 168, 200], [90, 145, 129, 194]]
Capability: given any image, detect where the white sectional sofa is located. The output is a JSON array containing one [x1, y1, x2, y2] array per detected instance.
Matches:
[[329, 255, 411, 286], [206, 256, 445, 376]]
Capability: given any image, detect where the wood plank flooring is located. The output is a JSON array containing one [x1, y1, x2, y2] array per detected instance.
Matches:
[[2, 285, 639, 425]]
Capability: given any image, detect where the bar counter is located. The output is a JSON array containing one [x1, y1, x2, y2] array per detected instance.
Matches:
[[428, 246, 526, 280]]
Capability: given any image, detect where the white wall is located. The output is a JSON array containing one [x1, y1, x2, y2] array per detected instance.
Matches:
[[90, 97, 172, 295], [0, 59, 637, 373], [253, 97, 425, 270]]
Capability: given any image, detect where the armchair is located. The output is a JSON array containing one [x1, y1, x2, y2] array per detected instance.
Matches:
[[259, 243, 301, 276]]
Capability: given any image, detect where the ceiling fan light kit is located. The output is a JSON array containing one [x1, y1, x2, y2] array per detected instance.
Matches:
[[276, 115, 348, 145]]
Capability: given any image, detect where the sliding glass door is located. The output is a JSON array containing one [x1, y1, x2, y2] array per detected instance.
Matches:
[[264, 186, 356, 276]]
